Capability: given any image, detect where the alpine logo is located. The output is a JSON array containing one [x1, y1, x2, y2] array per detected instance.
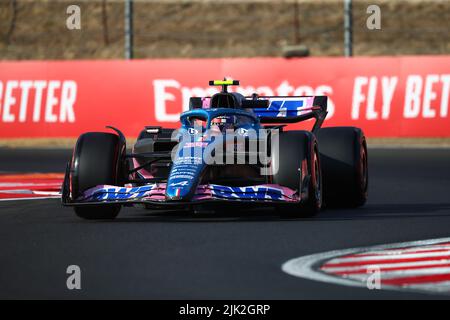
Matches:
[[169, 181, 189, 187]]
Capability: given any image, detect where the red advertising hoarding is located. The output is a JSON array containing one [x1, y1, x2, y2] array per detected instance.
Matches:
[[0, 56, 449, 138]]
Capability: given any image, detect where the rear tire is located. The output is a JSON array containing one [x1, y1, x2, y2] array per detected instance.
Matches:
[[272, 131, 322, 218], [316, 127, 368, 208], [70, 132, 125, 220]]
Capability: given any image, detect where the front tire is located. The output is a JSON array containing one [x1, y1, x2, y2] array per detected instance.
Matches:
[[70, 132, 125, 220]]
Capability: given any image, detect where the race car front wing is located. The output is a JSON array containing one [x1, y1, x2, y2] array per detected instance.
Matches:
[[62, 183, 301, 208]]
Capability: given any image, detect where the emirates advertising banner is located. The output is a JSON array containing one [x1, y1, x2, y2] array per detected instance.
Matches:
[[0, 56, 449, 138]]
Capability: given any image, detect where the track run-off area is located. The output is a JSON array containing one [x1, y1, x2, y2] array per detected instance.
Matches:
[[0, 147, 450, 299]]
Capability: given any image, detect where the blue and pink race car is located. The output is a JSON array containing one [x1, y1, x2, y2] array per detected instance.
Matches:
[[62, 80, 368, 219]]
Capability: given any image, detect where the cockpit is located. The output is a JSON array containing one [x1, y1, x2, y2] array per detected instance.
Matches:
[[184, 113, 256, 134]]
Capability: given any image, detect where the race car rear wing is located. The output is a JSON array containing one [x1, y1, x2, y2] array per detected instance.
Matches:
[[246, 95, 327, 125]]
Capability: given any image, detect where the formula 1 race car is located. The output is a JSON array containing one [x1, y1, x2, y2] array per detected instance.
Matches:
[[62, 80, 368, 219]]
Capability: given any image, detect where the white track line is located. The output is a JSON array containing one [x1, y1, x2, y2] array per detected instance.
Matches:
[[349, 245, 450, 255], [408, 281, 450, 293], [328, 251, 450, 263]]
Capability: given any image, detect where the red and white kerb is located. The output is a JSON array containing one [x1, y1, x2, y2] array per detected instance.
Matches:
[[0, 173, 63, 201], [282, 238, 450, 295]]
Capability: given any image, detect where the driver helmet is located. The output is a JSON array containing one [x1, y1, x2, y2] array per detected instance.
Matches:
[[210, 116, 235, 132]]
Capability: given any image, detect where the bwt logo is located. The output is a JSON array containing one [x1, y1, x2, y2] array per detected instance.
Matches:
[[92, 185, 155, 201], [211, 185, 284, 201], [153, 79, 335, 122]]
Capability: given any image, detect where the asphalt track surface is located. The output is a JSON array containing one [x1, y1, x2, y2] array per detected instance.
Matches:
[[0, 147, 450, 299]]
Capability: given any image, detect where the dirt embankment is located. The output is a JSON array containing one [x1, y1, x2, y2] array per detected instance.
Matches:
[[0, 0, 449, 60]]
